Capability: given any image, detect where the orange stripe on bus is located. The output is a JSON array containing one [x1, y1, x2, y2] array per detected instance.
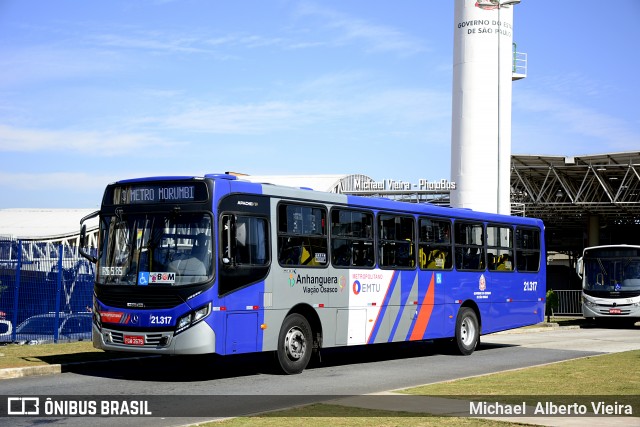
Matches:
[[410, 272, 435, 341]]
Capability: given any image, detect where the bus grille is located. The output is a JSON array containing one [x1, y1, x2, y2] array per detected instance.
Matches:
[[95, 288, 184, 309], [109, 330, 170, 346], [595, 306, 633, 316]]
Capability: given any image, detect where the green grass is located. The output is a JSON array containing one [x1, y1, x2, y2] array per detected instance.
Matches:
[[0, 341, 134, 369], [196, 404, 530, 427], [402, 350, 640, 396]]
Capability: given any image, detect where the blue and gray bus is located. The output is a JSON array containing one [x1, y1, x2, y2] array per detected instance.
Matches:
[[79, 173, 545, 374]]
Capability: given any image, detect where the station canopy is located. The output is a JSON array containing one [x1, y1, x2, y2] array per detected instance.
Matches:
[[511, 152, 640, 227], [511, 152, 640, 251]]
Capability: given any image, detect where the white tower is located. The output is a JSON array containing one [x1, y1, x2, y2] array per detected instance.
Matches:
[[450, 0, 522, 215]]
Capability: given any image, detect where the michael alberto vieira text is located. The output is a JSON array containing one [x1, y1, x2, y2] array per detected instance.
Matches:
[[470, 400, 634, 416]]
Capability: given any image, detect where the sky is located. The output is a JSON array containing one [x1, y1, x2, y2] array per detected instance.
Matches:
[[1, 0, 639, 208]]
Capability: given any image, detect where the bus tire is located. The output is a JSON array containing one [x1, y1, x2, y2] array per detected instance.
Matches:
[[455, 307, 479, 355], [277, 313, 312, 374]]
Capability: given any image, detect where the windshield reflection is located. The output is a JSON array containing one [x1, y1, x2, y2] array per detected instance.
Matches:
[[97, 212, 213, 286], [584, 257, 640, 292]]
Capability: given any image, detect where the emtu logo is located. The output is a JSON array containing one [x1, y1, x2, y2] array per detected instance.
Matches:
[[352, 280, 361, 295]]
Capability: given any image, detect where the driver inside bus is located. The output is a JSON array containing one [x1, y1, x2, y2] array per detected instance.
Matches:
[[168, 233, 209, 282]]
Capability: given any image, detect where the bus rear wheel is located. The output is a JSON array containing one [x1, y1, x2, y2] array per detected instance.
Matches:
[[277, 313, 312, 374], [455, 307, 479, 355]]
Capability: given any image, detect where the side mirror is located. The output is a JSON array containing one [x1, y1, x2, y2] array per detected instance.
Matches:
[[576, 257, 583, 278], [79, 224, 87, 247], [79, 210, 99, 263]]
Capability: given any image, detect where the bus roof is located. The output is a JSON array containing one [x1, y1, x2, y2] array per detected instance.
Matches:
[[112, 174, 544, 228]]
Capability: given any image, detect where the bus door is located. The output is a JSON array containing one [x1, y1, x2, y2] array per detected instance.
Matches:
[[218, 194, 270, 355]]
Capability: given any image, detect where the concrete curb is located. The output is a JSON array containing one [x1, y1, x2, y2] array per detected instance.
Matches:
[[0, 355, 159, 381], [0, 364, 62, 380], [492, 324, 581, 335]]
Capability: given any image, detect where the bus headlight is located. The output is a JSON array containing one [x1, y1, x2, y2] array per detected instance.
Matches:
[[177, 314, 192, 331], [176, 303, 211, 334], [193, 305, 210, 322]]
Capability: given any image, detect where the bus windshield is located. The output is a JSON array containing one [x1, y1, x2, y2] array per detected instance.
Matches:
[[97, 212, 213, 286], [583, 255, 640, 292]]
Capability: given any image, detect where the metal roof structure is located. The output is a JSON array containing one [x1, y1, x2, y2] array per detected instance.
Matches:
[[0, 209, 99, 266], [511, 152, 640, 251], [0, 209, 98, 241], [511, 152, 640, 221]]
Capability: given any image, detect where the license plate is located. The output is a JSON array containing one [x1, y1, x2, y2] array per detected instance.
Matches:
[[609, 308, 622, 314], [124, 335, 145, 345]]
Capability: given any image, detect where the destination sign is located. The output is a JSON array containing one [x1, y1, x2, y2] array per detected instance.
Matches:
[[106, 182, 209, 205]]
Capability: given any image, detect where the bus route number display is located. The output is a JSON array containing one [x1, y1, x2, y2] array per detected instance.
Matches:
[[110, 183, 207, 205]]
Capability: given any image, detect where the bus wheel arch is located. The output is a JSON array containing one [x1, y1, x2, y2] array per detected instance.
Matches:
[[454, 302, 481, 355], [276, 304, 322, 374]]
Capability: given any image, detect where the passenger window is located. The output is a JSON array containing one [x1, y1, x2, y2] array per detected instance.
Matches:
[[418, 217, 452, 270], [277, 204, 328, 267], [454, 222, 485, 271], [331, 209, 375, 268], [487, 225, 513, 272], [378, 214, 415, 269], [515, 227, 541, 272]]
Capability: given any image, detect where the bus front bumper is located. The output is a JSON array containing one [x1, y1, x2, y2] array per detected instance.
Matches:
[[582, 302, 640, 319], [93, 321, 216, 355]]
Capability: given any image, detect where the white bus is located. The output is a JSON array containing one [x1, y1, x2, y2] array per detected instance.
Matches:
[[577, 245, 640, 325]]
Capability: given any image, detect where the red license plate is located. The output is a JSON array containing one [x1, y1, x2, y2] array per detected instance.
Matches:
[[609, 308, 622, 314], [124, 335, 145, 345]]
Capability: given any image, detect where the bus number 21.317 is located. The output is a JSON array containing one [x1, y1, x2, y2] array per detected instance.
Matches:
[[523, 281, 538, 291]]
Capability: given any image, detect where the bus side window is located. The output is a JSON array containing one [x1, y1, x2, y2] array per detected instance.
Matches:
[[515, 227, 541, 272], [487, 225, 513, 272], [454, 222, 485, 271], [330, 209, 375, 268], [277, 203, 328, 267], [378, 214, 415, 269], [418, 217, 452, 270]]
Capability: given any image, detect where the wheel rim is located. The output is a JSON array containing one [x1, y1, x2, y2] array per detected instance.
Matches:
[[460, 316, 476, 347], [284, 326, 306, 361]]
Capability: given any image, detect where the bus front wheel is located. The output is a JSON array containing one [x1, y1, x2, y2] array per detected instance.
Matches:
[[276, 313, 312, 374], [455, 307, 479, 355]]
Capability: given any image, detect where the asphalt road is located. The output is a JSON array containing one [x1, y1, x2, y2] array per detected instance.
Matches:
[[1, 325, 639, 427]]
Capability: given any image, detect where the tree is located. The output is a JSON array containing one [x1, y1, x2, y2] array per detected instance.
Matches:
[[546, 289, 559, 323]]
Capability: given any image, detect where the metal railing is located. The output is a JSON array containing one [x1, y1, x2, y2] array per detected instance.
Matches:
[[512, 43, 527, 80], [553, 290, 582, 316], [0, 238, 95, 344]]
